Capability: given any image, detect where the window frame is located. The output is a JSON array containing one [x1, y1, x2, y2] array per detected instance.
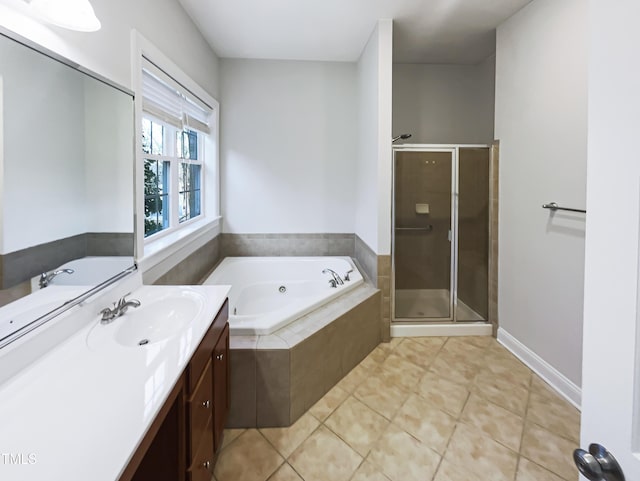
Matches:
[[141, 113, 206, 241], [132, 33, 220, 268]]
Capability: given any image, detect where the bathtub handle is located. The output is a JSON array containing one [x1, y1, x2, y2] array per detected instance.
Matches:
[[344, 269, 354, 282], [328, 279, 337, 288]]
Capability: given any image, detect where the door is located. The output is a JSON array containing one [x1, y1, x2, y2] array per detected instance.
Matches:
[[577, 1, 640, 479], [393, 149, 454, 320]]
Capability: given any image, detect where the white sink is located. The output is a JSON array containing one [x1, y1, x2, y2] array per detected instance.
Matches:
[[87, 288, 206, 348]]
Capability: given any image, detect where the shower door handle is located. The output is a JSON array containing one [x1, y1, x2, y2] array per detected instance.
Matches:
[[448, 230, 452, 242]]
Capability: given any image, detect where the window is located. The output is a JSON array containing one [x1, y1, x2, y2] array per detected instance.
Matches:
[[140, 57, 214, 239]]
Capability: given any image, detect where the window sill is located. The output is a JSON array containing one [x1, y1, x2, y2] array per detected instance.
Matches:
[[138, 216, 221, 282]]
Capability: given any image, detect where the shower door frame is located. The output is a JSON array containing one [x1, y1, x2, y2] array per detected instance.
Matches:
[[391, 144, 490, 324]]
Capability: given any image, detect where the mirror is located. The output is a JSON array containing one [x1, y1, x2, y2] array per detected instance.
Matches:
[[0, 31, 135, 340]]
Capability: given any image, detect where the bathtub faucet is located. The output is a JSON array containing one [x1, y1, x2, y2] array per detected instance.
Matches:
[[322, 268, 344, 287], [39, 268, 74, 288]]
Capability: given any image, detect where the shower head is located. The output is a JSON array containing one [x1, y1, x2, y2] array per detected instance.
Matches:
[[392, 134, 412, 143]]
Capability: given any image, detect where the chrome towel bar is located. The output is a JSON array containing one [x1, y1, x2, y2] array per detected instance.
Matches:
[[395, 226, 433, 231], [542, 202, 586, 214]]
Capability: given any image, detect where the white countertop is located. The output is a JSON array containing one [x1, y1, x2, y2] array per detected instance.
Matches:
[[0, 284, 230, 481]]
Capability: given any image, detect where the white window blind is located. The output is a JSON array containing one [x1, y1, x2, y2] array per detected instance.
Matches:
[[141, 57, 212, 134]]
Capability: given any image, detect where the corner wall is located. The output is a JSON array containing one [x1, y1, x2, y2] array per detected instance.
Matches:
[[495, 0, 587, 396]]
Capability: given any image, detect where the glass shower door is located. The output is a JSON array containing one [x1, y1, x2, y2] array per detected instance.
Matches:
[[456, 147, 490, 321], [393, 150, 454, 320]]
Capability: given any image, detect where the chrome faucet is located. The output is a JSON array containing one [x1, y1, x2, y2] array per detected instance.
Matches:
[[322, 268, 344, 287], [100, 295, 141, 324], [39, 269, 74, 288], [343, 269, 354, 282]]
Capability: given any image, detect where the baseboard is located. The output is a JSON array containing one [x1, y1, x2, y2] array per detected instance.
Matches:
[[391, 322, 493, 337], [497, 328, 581, 410]]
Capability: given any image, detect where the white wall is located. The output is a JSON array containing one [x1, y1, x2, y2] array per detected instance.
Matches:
[[393, 57, 495, 144], [219, 59, 357, 234], [0, 0, 219, 97], [84, 78, 134, 233], [354, 19, 393, 254], [1, 37, 86, 253], [495, 0, 587, 388]]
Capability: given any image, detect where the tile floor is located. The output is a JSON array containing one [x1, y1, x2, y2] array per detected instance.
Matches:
[[214, 336, 580, 481]]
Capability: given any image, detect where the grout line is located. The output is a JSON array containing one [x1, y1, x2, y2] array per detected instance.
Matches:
[[513, 367, 535, 481]]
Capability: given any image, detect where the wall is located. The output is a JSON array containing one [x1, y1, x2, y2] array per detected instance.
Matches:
[[354, 19, 393, 255], [1, 36, 86, 253], [495, 0, 587, 391], [0, 0, 219, 97], [219, 59, 357, 234], [393, 57, 495, 144]]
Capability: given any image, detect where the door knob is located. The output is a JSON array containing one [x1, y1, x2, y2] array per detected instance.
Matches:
[[573, 444, 625, 481]]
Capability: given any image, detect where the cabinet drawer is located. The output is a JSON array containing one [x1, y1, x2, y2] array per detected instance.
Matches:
[[187, 419, 215, 481], [188, 299, 229, 393], [188, 360, 213, 461]]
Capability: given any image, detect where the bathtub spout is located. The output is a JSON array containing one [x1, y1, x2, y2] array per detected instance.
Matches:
[[322, 268, 344, 286]]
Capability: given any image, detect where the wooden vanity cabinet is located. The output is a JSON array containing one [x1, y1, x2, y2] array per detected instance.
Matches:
[[123, 299, 230, 481]]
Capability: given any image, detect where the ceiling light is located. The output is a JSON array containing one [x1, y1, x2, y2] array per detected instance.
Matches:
[[30, 0, 101, 32]]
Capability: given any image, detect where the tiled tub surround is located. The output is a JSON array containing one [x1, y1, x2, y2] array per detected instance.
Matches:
[[228, 283, 381, 428], [221, 233, 356, 257], [0, 232, 134, 289], [214, 336, 580, 481]]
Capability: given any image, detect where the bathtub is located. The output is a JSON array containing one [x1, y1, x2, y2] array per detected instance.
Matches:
[[203, 257, 364, 335], [30, 256, 134, 290]]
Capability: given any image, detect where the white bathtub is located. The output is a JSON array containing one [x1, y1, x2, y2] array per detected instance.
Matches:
[[31, 256, 134, 290], [203, 257, 364, 335]]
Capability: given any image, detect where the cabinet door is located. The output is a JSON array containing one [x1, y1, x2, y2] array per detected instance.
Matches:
[[212, 323, 229, 452]]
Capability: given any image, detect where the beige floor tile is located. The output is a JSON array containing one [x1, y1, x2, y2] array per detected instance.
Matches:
[[516, 457, 565, 481], [430, 350, 481, 386], [433, 458, 478, 481], [392, 393, 456, 454], [325, 396, 389, 457], [338, 364, 371, 393], [378, 337, 402, 353], [379, 352, 426, 391], [354, 371, 411, 420], [460, 393, 524, 452], [309, 384, 349, 422], [444, 424, 518, 481], [350, 459, 391, 481], [268, 463, 303, 481], [472, 369, 530, 416], [459, 335, 494, 348], [520, 423, 576, 480], [442, 337, 488, 360], [221, 428, 246, 450], [260, 412, 320, 458], [481, 354, 532, 390], [416, 371, 470, 416], [394, 338, 440, 368], [409, 336, 447, 351], [368, 423, 441, 481], [214, 430, 284, 481], [527, 391, 580, 443], [288, 425, 362, 481], [367, 345, 390, 364]]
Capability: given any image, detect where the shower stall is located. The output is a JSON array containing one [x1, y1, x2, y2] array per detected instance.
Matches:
[[392, 145, 491, 324]]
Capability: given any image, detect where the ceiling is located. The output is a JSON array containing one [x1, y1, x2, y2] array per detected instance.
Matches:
[[177, 0, 532, 64]]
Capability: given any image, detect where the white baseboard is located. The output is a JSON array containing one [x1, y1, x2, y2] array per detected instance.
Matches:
[[497, 328, 581, 410], [391, 322, 493, 337]]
